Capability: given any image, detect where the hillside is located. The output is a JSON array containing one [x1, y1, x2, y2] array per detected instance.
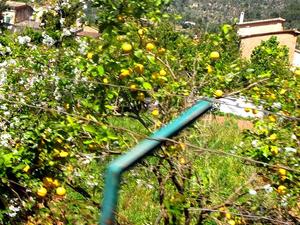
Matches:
[[170, 0, 300, 31]]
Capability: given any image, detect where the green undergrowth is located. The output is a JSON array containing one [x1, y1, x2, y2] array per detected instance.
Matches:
[[110, 114, 263, 224], [37, 114, 275, 224]]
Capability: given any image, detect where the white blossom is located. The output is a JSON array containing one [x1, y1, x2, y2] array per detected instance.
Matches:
[[249, 189, 257, 195]]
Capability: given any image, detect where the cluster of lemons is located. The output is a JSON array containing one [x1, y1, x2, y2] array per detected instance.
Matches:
[[37, 177, 66, 198], [218, 207, 245, 225], [277, 168, 288, 195]]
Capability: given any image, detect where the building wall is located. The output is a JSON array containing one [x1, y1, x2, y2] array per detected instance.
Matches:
[[293, 50, 300, 67], [238, 22, 283, 36], [15, 7, 33, 23], [240, 33, 297, 62], [2, 10, 16, 24]]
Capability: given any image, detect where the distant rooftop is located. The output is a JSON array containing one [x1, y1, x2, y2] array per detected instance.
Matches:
[[6, 1, 29, 9], [240, 29, 300, 38], [237, 17, 286, 26]]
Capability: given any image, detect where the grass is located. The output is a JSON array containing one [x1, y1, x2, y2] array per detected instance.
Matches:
[[107, 114, 260, 224], [36, 113, 277, 224]]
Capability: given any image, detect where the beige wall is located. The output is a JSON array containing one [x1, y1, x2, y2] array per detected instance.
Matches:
[[240, 33, 297, 62], [293, 50, 300, 67], [238, 22, 283, 36]]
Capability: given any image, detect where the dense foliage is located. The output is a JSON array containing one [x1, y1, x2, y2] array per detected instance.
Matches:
[[0, 0, 299, 224], [170, 0, 300, 31]]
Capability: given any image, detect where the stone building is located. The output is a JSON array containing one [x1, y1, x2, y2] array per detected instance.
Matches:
[[2, 1, 34, 25], [237, 17, 300, 66]]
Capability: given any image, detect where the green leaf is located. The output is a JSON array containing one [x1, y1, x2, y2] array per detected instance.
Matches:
[[97, 65, 105, 76], [83, 124, 96, 133], [146, 55, 156, 64], [134, 49, 143, 58], [142, 82, 153, 90]]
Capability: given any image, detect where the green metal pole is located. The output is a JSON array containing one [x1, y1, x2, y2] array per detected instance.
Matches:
[[100, 100, 212, 225]]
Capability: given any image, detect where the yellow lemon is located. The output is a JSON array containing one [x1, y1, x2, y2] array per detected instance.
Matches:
[[121, 43, 132, 53], [270, 93, 276, 100], [137, 92, 145, 101], [116, 35, 126, 41], [59, 151, 69, 158], [134, 64, 144, 74], [252, 109, 258, 114], [219, 207, 226, 212], [244, 107, 251, 113], [278, 168, 287, 176], [56, 187, 66, 196], [228, 220, 236, 225], [43, 177, 53, 188], [103, 78, 109, 84], [119, 69, 131, 79], [210, 51, 220, 60], [138, 29, 144, 35], [151, 72, 159, 80], [158, 47, 166, 54], [268, 115, 276, 122], [129, 84, 137, 92], [37, 187, 47, 197], [179, 143, 186, 150], [277, 185, 287, 195], [279, 89, 286, 95], [159, 69, 167, 76], [52, 179, 60, 188], [294, 69, 300, 76], [179, 157, 185, 164], [146, 42, 155, 51], [23, 165, 30, 173], [269, 133, 277, 141], [117, 15, 125, 22], [214, 90, 223, 98], [151, 109, 159, 116], [270, 146, 279, 154], [280, 175, 287, 181], [225, 213, 231, 219], [87, 52, 93, 59], [206, 65, 213, 74], [66, 164, 73, 172]]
